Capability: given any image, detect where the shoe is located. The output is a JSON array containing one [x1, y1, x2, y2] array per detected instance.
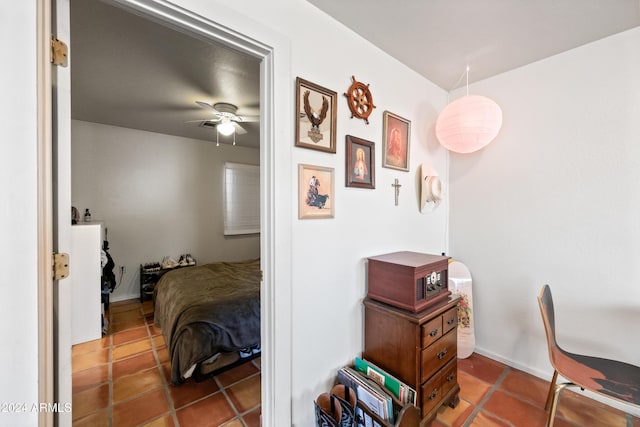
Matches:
[[314, 393, 341, 427], [161, 256, 178, 269], [178, 255, 188, 267], [142, 262, 161, 272], [239, 345, 261, 358], [330, 384, 356, 427], [186, 253, 196, 266]]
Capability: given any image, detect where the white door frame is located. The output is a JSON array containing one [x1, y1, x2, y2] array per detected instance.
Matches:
[[37, 0, 54, 425], [46, 0, 292, 425]]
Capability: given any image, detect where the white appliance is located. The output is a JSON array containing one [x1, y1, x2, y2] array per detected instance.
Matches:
[[70, 222, 104, 344]]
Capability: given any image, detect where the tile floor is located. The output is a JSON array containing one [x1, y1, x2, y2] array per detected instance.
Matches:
[[72, 299, 261, 427], [72, 299, 638, 426], [434, 354, 640, 427]]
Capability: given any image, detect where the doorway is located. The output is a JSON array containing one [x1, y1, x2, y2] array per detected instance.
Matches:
[[50, 0, 292, 425]]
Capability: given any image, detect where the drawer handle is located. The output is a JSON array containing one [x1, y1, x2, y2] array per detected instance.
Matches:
[[429, 328, 439, 337], [429, 389, 439, 400], [447, 318, 456, 325], [437, 349, 448, 360], [446, 373, 455, 382]]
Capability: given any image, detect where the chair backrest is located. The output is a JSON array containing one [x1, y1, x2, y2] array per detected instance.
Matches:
[[538, 284, 560, 366], [538, 284, 640, 406]]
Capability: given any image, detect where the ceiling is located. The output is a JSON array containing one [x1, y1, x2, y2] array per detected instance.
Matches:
[[70, 0, 261, 148], [308, 0, 640, 90], [70, 0, 640, 147]]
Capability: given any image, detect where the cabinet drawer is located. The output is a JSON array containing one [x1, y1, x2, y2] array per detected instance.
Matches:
[[421, 316, 443, 348], [442, 307, 458, 334], [421, 329, 457, 382], [421, 307, 458, 349], [440, 358, 457, 397], [420, 370, 442, 416]]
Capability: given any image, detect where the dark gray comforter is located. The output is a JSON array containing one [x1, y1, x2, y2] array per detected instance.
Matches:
[[153, 258, 261, 385]]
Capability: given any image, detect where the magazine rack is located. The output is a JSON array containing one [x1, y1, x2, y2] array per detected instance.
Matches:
[[336, 364, 420, 427], [393, 405, 420, 426], [357, 401, 420, 427]]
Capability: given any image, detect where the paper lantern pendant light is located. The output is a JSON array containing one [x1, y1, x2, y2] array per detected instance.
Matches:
[[436, 95, 502, 154]]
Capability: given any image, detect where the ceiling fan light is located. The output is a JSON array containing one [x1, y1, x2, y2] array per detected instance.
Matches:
[[435, 95, 502, 154], [217, 121, 235, 136]]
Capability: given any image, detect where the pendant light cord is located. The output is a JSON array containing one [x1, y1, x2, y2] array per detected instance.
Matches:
[[444, 65, 470, 255], [466, 65, 469, 96], [449, 65, 471, 94]]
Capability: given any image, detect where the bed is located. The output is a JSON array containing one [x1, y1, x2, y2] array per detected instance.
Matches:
[[153, 258, 261, 385]]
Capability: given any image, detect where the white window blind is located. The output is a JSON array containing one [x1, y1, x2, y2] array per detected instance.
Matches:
[[224, 162, 260, 235]]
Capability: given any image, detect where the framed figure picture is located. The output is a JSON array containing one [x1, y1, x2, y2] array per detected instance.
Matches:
[[345, 135, 375, 189], [298, 164, 335, 219], [382, 111, 411, 171], [295, 77, 337, 153]]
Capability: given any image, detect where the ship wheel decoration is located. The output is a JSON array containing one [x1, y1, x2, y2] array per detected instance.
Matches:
[[344, 75, 376, 124]]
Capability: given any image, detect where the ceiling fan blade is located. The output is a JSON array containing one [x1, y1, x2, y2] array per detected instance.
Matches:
[[195, 101, 221, 114], [236, 114, 260, 123], [233, 122, 248, 135], [185, 118, 221, 123]]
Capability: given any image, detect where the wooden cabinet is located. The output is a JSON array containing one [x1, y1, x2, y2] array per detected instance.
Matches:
[[363, 296, 460, 425]]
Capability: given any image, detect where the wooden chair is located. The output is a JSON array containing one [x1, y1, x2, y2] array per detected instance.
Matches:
[[537, 285, 640, 427]]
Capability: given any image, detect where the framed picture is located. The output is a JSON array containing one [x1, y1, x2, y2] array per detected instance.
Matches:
[[295, 77, 337, 153], [345, 135, 375, 189], [298, 164, 334, 219], [382, 111, 411, 171]]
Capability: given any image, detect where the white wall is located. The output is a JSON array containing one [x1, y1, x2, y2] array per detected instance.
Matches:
[[2, 0, 449, 425], [176, 1, 449, 425], [71, 120, 260, 301], [449, 27, 640, 408], [0, 2, 39, 426], [17, 1, 639, 426]]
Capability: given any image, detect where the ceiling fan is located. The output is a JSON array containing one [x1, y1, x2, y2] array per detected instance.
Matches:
[[194, 101, 259, 136]]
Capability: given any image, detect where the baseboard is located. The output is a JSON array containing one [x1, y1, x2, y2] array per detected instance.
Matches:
[[473, 346, 640, 417], [473, 346, 552, 381], [109, 293, 139, 303]]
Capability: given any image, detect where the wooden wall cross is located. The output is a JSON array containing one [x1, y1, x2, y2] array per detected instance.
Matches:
[[392, 178, 401, 206]]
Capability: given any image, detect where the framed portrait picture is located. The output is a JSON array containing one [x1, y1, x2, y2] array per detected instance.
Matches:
[[298, 164, 335, 219], [345, 135, 375, 189], [295, 77, 337, 153], [382, 111, 411, 171]]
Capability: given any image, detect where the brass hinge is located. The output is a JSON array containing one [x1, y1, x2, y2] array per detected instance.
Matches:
[[50, 36, 68, 67], [53, 253, 70, 280]]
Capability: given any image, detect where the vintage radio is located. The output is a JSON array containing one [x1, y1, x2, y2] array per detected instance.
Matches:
[[367, 251, 451, 312]]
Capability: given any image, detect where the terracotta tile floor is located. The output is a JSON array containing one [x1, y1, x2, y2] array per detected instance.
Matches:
[[434, 353, 640, 427], [72, 299, 261, 427], [73, 299, 639, 426]]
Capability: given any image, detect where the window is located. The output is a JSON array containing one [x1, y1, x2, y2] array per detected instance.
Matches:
[[223, 162, 260, 235]]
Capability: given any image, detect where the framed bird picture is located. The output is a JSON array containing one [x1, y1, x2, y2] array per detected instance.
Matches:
[[295, 77, 337, 153], [298, 164, 335, 219]]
